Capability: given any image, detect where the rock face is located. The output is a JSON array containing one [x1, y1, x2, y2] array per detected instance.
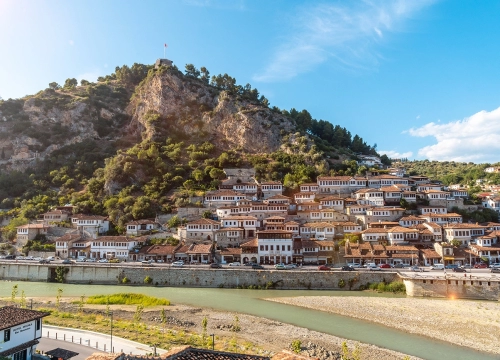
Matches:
[[0, 86, 129, 172], [129, 70, 295, 153]]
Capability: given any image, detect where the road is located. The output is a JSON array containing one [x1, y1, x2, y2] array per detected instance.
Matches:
[[37, 325, 165, 358]]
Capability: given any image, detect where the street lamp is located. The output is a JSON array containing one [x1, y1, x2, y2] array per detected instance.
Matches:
[[210, 334, 215, 351], [110, 312, 113, 353]]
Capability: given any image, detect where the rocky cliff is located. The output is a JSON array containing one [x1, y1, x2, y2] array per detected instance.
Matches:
[[128, 67, 296, 154]]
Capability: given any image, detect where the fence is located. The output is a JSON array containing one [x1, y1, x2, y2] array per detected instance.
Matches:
[[43, 330, 124, 354]]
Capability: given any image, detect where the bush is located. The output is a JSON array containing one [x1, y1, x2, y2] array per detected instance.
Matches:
[[144, 276, 153, 284], [291, 340, 302, 353], [121, 277, 130, 284], [338, 279, 346, 288]]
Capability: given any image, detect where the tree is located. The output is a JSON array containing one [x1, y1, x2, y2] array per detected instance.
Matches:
[[80, 79, 90, 86], [200, 67, 210, 84], [63, 78, 78, 89], [380, 154, 391, 166], [185, 64, 200, 78], [202, 210, 212, 219], [48, 82, 61, 90]]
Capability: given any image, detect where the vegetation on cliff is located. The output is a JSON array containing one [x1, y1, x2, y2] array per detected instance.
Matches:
[[0, 61, 379, 237]]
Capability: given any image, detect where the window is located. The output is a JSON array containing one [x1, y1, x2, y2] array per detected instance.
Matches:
[[36, 319, 41, 330], [4, 328, 11, 342]]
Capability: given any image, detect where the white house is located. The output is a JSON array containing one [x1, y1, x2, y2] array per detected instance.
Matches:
[[16, 224, 49, 246], [125, 219, 158, 236], [354, 189, 385, 206], [0, 306, 48, 360], [90, 236, 146, 260], [260, 181, 284, 199], [257, 230, 294, 264], [71, 214, 109, 237], [178, 218, 220, 242]]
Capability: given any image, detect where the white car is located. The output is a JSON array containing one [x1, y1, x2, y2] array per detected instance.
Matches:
[[98, 259, 109, 263], [347, 263, 361, 268], [229, 262, 241, 266], [367, 264, 381, 271], [172, 261, 184, 267], [87, 258, 96, 262], [76, 258, 86, 262]]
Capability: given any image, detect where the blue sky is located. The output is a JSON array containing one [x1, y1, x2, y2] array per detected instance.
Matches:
[[2, 0, 500, 163]]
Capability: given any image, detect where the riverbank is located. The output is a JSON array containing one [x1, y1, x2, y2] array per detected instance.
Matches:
[[267, 296, 500, 356], [1, 297, 421, 360]]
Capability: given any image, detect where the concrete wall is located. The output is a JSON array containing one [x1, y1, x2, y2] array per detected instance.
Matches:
[[0, 261, 397, 289], [403, 277, 500, 301]]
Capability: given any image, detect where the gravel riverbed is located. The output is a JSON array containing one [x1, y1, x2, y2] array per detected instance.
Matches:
[[266, 296, 500, 356]]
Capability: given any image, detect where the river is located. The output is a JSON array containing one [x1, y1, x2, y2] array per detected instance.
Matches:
[[0, 281, 495, 360]]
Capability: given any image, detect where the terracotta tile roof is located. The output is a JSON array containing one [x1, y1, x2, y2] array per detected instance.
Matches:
[[442, 223, 487, 229], [241, 238, 258, 247], [387, 226, 419, 233], [187, 218, 220, 225], [223, 215, 258, 220], [266, 194, 290, 199], [17, 223, 48, 229], [72, 214, 108, 220], [362, 228, 388, 234], [421, 249, 441, 258], [370, 207, 405, 212], [186, 244, 212, 254], [217, 228, 244, 232], [0, 306, 49, 331], [175, 245, 190, 254], [317, 176, 353, 181], [55, 234, 81, 242], [142, 245, 177, 255], [126, 219, 156, 225], [319, 196, 344, 201], [385, 245, 419, 251], [206, 190, 246, 197], [0, 340, 40, 357], [257, 230, 293, 234], [399, 215, 424, 221], [220, 248, 242, 255]]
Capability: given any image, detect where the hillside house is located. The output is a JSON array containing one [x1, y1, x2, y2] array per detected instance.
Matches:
[[125, 219, 158, 236], [260, 181, 284, 199], [257, 230, 294, 264], [16, 224, 49, 246], [71, 214, 109, 237]]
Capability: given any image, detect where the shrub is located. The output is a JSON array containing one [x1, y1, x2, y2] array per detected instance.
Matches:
[[144, 276, 153, 284], [86, 293, 169, 306], [121, 277, 130, 284], [291, 340, 302, 354], [338, 279, 346, 288]]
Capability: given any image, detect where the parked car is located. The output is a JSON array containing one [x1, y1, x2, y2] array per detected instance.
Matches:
[[453, 267, 466, 272], [473, 263, 488, 269], [489, 263, 500, 268], [156, 259, 164, 263], [367, 264, 381, 271], [341, 265, 355, 271], [410, 266, 423, 272], [244, 262, 256, 267], [379, 264, 391, 269], [141, 260, 152, 265], [490, 268, 500, 273], [274, 264, 287, 270], [393, 263, 406, 268], [76, 257, 86, 262], [252, 264, 265, 270], [285, 264, 297, 269], [87, 258, 96, 262], [39, 259, 50, 264], [347, 262, 361, 268], [445, 264, 459, 269], [430, 264, 445, 270], [46, 256, 55, 261], [461, 264, 472, 269], [4, 255, 16, 260], [62, 259, 73, 264], [109, 259, 120, 263], [229, 262, 241, 266], [172, 261, 184, 267], [318, 265, 331, 271], [98, 259, 109, 263], [210, 263, 223, 269]]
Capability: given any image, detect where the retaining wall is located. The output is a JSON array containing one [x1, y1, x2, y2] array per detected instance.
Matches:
[[403, 276, 500, 301]]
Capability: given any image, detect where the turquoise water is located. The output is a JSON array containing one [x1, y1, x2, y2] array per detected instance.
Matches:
[[0, 281, 496, 360]]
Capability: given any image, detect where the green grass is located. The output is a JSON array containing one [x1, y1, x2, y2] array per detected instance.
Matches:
[[86, 293, 170, 306], [367, 281, 406, 294]]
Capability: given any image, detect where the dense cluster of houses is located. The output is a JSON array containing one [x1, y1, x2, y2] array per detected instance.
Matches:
[[14, 166, 500, 267]]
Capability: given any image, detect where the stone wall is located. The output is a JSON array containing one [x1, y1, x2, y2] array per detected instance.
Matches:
[[0, 261, 398, 289], [403, 276, 500, 301]]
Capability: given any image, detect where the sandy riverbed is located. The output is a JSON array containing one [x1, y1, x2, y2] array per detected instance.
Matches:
[[266, 296, 500, 355]]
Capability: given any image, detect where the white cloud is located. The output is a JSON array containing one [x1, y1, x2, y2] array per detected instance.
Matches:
[[69, 40, 74, 46], [408, 106, 500, 163], [254, 0, 435, 82], [379, 150, 413, 159]]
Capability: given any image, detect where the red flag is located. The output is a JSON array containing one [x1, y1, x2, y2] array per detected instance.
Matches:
[[164, 43, 167, 48]]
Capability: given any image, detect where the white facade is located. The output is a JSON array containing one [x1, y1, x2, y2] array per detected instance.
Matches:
[[257, 230, 294, 264]]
